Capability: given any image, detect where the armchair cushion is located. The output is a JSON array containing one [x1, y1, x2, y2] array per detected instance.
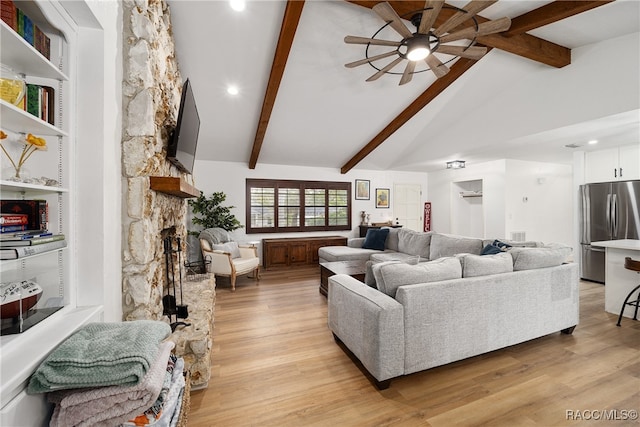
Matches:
[[213, 241, 241, 259]]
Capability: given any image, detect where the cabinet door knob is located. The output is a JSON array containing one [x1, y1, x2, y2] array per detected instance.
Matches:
[[620, 167, 623, 177]]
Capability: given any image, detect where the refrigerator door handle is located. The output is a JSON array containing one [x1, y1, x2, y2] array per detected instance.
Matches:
[[606, 193, 612, 236], [588, 245, 606, 253], [612, 193, 618, 237]]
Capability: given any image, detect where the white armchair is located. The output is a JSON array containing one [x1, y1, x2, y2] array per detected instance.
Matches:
[[199, 228, 260, 291]]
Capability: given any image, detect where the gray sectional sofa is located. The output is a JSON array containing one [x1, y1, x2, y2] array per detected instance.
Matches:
[[324, 228, 579, 389]]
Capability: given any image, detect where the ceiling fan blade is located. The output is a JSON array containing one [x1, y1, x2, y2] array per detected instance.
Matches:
[[345, 51, 399, 68], [399, 60, 417, 85], [372, 2, 414, 39], [434, 0, 498, 37], [439, 17, 511, 43], [366, 57, 405, 82], [424, 54, 449, 78], [344, 35, 401, 47], [418, 0, 444, 34], [436, 45, 487, 60]]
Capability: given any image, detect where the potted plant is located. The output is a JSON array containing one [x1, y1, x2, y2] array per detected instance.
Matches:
[[187, 192, 243, 272], [188, 191, 243, 233]]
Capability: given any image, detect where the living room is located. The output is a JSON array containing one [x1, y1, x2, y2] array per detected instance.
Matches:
[[0, 0, 638, 425]]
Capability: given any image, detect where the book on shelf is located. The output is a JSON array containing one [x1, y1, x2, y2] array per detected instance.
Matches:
[[0, 233, 63, 247], [0, 229, 48, 239], [25, 84, 55, 125], [0, 224, 28, 233], [0, 0, 51, 59], [0, 0, 17, 31], [0, 199, 48, 231], [0, 213, 28, 226], [0, 238, 66, 260]]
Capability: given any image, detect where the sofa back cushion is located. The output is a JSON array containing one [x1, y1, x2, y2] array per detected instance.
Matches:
[[510, 244, 572, 271], [458, 252, 513, 277], [384, 227, 401, 251], [397, 229, 432, 258], [372, 257, 462, 297], [429, 233, 483, 259]]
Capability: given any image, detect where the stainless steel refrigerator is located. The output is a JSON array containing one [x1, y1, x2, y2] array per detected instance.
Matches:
[[579, 180, 640, 283]]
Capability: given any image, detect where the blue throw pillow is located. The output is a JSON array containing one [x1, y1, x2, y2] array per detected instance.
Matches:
[[481, 239, 513, 255], [362, 228, 389, 251]]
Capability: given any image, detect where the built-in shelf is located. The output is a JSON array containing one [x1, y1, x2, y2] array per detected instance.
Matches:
[[149, 176, 199, 198], [459, 191, 483, 198], [0, 180, 68, 194]]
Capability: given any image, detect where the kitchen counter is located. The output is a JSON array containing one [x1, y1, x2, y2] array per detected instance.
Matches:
[[591, 239, 640, 320]]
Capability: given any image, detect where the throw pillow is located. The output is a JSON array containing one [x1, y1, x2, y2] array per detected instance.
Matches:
[[429, 233, 483, 259], [212, 241, 241, 259], [362, 228, 389, 251], [397, 229, 432, 258], [373, 257, 462, 298], [458, 252, 513, 277], [510, 245, 572, 271], [384, 227, 401, 252], [480, 239, 512, 255]]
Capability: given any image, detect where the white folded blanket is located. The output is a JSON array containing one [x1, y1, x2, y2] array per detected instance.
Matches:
[[49, 341, 174, 427]]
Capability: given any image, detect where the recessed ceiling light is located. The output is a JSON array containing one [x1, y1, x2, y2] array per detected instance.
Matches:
[[229, 0, 245, 12], [227, 85, 239, 96], [588, 139, 598, 145]]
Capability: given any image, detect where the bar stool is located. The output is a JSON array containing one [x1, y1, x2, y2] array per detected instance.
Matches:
[[617, 257, 640, 326]]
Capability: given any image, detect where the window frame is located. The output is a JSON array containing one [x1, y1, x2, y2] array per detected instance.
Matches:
[[246, 179, 352, 234]]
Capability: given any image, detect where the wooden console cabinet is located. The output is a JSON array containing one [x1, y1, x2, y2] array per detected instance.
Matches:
[[262, 236, 347, 269]]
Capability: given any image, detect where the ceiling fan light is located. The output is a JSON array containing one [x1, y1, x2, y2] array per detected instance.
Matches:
[[407, 47, 430, 61]]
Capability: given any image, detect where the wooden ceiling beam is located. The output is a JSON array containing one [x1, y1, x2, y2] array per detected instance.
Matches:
[[248, 1, 305, 169], [502, 1, 614, 37], [340, 55, 482, 174]]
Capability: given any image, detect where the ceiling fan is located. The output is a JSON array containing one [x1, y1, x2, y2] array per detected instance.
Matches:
[[344, 0, 512, 85]]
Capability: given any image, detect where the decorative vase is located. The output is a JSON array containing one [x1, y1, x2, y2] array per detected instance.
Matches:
[[2, 165, 30, 182]]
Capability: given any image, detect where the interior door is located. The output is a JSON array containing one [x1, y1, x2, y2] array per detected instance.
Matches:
[[393, 184, 422, 231]]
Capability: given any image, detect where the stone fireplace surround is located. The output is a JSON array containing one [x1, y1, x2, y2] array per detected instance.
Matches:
[[120, 0, 214, 388]]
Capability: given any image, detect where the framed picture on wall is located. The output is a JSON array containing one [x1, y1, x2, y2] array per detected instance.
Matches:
[[376, 188, 389, 208], [355, 179, 370, 200]]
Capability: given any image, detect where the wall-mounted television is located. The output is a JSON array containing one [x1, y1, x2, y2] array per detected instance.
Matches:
[[167, 78, 200, 174]]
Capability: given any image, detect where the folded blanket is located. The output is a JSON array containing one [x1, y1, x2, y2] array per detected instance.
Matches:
[[48, 341, 175, 427], [123, 357, 185, 427], [28, 320, 172, 394]]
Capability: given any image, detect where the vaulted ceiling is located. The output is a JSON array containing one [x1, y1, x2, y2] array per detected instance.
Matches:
[[167, 0, 640, 173]]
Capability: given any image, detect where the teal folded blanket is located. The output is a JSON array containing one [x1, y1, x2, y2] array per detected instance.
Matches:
[[27, 320, 171, 394]]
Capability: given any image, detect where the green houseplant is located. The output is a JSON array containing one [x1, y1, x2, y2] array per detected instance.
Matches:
[[188, 191, 243, 235]]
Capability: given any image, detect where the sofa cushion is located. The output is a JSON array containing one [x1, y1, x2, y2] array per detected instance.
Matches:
[[213, 241, 241, 258], [458, 252, 513, 277], [429, 234, 483, 259], [397, 229, 432, 258], [510, 245, 572, 271], [384, 227, 401, 252], [318, 245, 389, 263], [370, 252, 423, 264], [372, 257, 462, 297], [362, 228, 389, 251]]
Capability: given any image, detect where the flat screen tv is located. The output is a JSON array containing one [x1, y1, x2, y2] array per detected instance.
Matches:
[[167, 78, 200, 174]]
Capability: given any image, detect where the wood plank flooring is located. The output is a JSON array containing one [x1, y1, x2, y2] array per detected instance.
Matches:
[[188, 266, 640, 426]]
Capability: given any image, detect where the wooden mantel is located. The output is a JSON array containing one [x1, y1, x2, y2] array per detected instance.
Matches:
[[149, 176, 200, 198]]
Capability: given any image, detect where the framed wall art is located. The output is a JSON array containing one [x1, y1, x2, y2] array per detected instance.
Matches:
[[355, 179, 370, 200], [376, 188, 389, 208]]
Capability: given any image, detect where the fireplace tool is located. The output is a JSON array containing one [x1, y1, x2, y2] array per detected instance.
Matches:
[[162, 236, 190, 332]]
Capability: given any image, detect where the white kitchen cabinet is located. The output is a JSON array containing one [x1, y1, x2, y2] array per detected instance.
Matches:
[[585, 144, 640, 183]]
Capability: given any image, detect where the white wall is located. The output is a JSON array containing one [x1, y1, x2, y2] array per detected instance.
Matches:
[[427, 159, 573, 244], [74, 0, 123, 321], [504, 160, 573, 245], [427, 160, 507, 237], [192, 160, 428, 257]]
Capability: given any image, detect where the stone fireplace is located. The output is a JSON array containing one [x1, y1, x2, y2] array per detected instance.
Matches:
[[120, 0, 214, 388]]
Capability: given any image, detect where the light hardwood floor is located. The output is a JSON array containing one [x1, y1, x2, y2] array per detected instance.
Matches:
[[188, 266, 640, 427]]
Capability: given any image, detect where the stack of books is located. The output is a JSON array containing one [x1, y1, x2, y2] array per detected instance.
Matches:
[[1, 0, 51, 60], [0, 231, 66, 260]]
